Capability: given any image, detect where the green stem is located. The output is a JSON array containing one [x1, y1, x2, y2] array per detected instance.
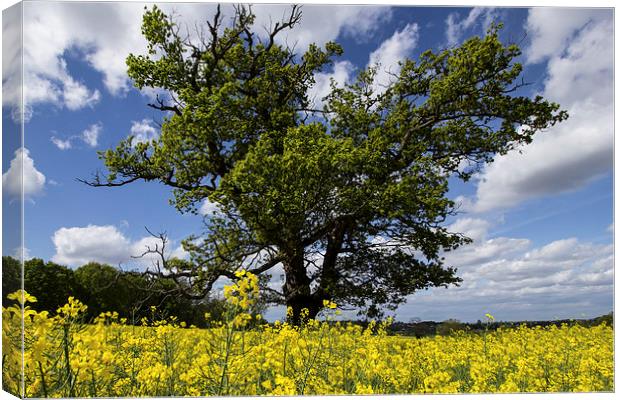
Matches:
[[62, 324, 75, 397], [37, 361, 48, 397]]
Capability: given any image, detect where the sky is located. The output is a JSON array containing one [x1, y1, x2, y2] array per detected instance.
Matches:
[[1, 1, 614, 323]]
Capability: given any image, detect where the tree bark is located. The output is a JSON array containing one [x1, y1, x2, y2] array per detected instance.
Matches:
[[282, 251, 321, 325], [318, 223, 346, 298], [282, 223, 348, 325]]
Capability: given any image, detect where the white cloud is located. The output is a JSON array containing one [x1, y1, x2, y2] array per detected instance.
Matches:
[[251, 4, 392, 51], [62, 73, 101, 110], [20, 2, 147, 105], [525, 9, 608, 64], [130, 119, 160, 145], [81, 123, 102, 147], [2, 148, 46, 198], [12, 246, 33, 261], [199, 198, 221, 216], [467, 10, 613, 213], [368, 23, 419, 94], [3, 3, 25, 120], [307, 20, 422, 109], [170, 245, 189, 261], [12, 2, 391, 116], [51, 224, 187, 268], [445, 7, 498, 47], [50, 136, 71, 150], [50, 123, 103, 150], [524, 238, 584, 262], [51, 136, 72, 150], [9, 105, 34, 124], [340, 6, 393, 43], [308, 61, 355, 109], [130, 236, 169, 269], [398, 218, 613, 322], [471, 239, 613, 285], [445, 236, 531, 271], [446, 217, 490, 242], [23, 74, 59, 105], [52, 225, 131, 267], [20, 53, 102, 111], [263, 218, 613, 322]]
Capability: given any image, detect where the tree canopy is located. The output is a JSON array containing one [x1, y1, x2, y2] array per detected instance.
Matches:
[[86, 5, 567, 322], [2, 256, 230, 327]]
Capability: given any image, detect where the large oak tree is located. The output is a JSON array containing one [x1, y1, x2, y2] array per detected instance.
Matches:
[[85, 5, 567, 322]]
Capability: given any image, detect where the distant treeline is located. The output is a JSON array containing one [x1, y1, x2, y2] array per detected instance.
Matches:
[[2, 256, 227, 328], [3, 256, 613, 332], [388, 314, 614, 337]]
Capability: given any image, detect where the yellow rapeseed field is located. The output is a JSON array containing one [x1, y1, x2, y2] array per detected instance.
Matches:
[[2, 271, 613, 397]]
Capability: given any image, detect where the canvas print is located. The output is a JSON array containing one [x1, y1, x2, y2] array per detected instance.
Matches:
[[1, 0, 614, 397]]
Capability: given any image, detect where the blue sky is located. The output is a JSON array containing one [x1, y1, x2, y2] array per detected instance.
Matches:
[[2, 1, 614, 322]]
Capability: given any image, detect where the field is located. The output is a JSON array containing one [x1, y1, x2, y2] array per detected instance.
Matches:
[[2, 272, 614, 397]]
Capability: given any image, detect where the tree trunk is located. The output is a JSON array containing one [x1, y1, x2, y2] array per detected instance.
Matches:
[[282, 251, 321, 325], [317, 224, 346, 299]]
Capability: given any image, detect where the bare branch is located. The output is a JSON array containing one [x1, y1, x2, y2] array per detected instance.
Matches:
[[147, 94, 182, 116], [76, 175, 142, 188]]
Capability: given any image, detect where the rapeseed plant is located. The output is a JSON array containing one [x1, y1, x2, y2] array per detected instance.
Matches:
[[1, 272, 613, 397]]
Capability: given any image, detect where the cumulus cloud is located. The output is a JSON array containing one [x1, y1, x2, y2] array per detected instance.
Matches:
[[308, 20, 418, 109], [524, 9, 609, 64], [52, 225, 131, 266], [22, 52, 101, 111], [50, 123, 103, 150], [263, 218, 612, 322], [11, 2, 391, 115], [129, 236, 184, 270], [199, 198, 221, 216], [398, 218, 613, 322], [2, 3, 27, 122], [81, 123, 102, 147], [130, 235, 190, 270], [445, 237, 531, 272], [445, 7, 498, 46], [446, 217, 491, 242], [466, 10, 613, 213], [20, 1, 146, 106], [308, 61, 355, 109], [12, 246, 33, 261], [130, 119, 160, 145], [169, 245, 190, 261], [51, 137, 72, 150], [51, 224, 187, 268], [251, 4, 392, 51], [2, 148, 46, 198], [368, 23, 419, 94], [64, 83, 100, 110], [340, 6, 394, 43]]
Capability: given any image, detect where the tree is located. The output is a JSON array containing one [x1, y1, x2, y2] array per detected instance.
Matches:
[[74, 261, 228, 326], [84, 5, 567, 323], [2, 256, 21, 307], [74, 261, 146, 320], [436, 319, 466, 336], [23, 258, 85, 314]]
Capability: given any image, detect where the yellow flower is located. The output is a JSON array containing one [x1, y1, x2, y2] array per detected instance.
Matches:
[[322, 299, 337, 309], [7, 290, 37, 304], [4, 272, 613, 397]]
